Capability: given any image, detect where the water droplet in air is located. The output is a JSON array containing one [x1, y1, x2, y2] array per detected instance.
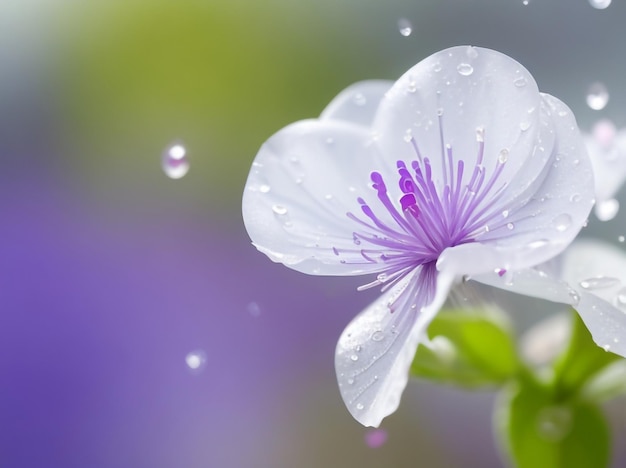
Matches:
[[457, 63, 474, 76], [353, 93, 367, 106], [162, 143, 190, 179], [498, 148, 509, 163], [397, 18, 412, 37], [185, 350, 207, 373], [589, 0, 612, 10], [586, 82, 609, 110], [552, 213, 572, 232], [619, 235, 625, 243], [595, 198, 619, 221], [537, 406, 572, 441], [364, 428, 388, 449], [513, 76, 527, 87], [247, 301, 262, 317], [371, 330, 384, 342], [522, 0, 529, 5], [579, 276, 621, 290], [272, 204, 288, 215]]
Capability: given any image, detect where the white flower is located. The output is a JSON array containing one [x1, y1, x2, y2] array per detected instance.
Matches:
[[476, 239, 626, 359], [242, 46, 594, 427], [582, 119, 626, 221]]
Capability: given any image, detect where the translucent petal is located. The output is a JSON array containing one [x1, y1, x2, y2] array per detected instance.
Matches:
[[335, 267, 454, 427], [243, 119, 400, 275], [373, 46, 542, 189], [468, 94, 595, 269], [575, 292, 626, 357], [584, 127, 626, 204], [320, 80, 393, 127]]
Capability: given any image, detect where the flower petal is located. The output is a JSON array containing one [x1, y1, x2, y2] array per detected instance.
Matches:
[[440, 94, 594, 273], [335, 265, 454, 427], [583, 124, 626, 204], [575, 292, 626, 357], [373, 46, 542, 187], [243, 119, 397, 275], [320, 80, 393, 127]]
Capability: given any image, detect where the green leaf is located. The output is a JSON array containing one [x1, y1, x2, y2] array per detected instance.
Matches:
[[411, 309, 519, 387], [552, 312, 622, 400], [496, 379, 610, 468]]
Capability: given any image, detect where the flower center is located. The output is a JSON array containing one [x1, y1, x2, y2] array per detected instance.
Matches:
[[336, 129, 511, 293]]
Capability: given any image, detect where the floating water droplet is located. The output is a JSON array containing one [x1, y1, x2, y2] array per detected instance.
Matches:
[[619, 235, 625, 243], [272, 204, 288, 215], [162, 143, 190, 179], [595, 198, 619, 221], [569, 193, 581, 203], [537, 406, 572, 442], [371, 330, 384, 342], [579, 276, 621, 290], [506, 222, 515, 230], [356, 403, 365, 410], [353, 93, 367, 106], [552, 213, 572, 232], [185, 350, 207, 373], [586, 82, 609, 110], [522, 0, 529, 5], [457, 63, 474, 76], [259, 184, 271, 193], [513, 76, 527, 88], [364, 428, 388, 449], [397, 18, 412, 37], [247, 301, 262, 317], [589, 0, 612, 10], [498, 148, 509, 163], [350, 354, 359, 361]]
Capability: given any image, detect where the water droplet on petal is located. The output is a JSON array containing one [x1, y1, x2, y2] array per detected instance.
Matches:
[[272, 204, 288, 215], [356, 403, 365, 410], [407, 81, 417, 93], [498, 148, 509, 163], [615, 287, 626, 307], [501, 209, 510, 218], [579, 276, 621, 290], [552, 213, 572, 232], [602, 344, 611, 352], [586, 82, 609, 110], [569, 193, 581, 203], [513, 76, 527, 87], [185, 350, 207, 373], [353, 93, 367, 106], [466, 46, 478, 59], [568, 289, 581, 305], [507, 222, 515, 230], [365, 428, 388, 449], [433, 62, 442, 72], [397, 18, 412, 37], [457, 63, 474, 76], [371, 330, 384, 342], [162, 143, 190, 179], [350, 354, 359, 361], [520, 121, 531, 131], [537, 406, 572, 441], [589, 0, 612, 10], [618, 235, 625, 243], [259, 184, 271, 193], [595, 198, 619, 221]]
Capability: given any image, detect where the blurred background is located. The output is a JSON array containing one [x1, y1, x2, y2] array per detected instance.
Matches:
[[0, 0, 624, 466]]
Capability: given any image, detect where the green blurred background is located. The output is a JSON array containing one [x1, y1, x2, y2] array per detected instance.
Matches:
[[1, 0, 625, 467]]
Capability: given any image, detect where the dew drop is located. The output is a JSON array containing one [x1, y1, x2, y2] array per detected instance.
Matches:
[[618, 235, 625, 243], [162, 143, 190, 179], [579, 276, 621, 290], [586, 82, 609, 110], [185, 350, 207, 373], [397, 18, 413, 37], [569, 193, 581, 203], [350, 354, 359, 361], [595, 198, 619, 221], [502, 209, 509, 218], [347, 378, 355, 385], [506, 222, 515, 230], [498, 148, 509, 163], [552, 213, 572, 232], [615, 287, 626, 307], [407, 81, 417, 93], [259, 184, 271, 193], [466, 46, 478, 59], [247, 301, 262, 317], [433, 62, 442, 72], [589, 0, 612, 10], [272, 204, 288, 215], [522, 0, 529, 5], [371, 330, 385, 342], [602, 344, 611, 352], [513, 76, 527, 88], [457, 63, 474, 76], [365, 428, 388, 449], [568, 289, 581, 305], [520, 121, 531, 132], [377, 273, 388, 282], [356, 403, 365, 410], [353, 93, 367, 106]]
